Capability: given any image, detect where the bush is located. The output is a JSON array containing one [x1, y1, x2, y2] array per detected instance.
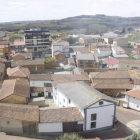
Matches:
[[57, 133, 83, 140], [126, 132, 140, 140]]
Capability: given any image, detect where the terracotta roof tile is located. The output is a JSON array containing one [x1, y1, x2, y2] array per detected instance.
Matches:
[[7, 67, 30, 78], [30, 87, 44, 92], [11, 59, 44, 67], [103, 57, 119, 65], [0, 79, 30, 100], [119, 59, 140, 64], [124, 87, 140, 100], [30, 74, 52, 80], [91, 83, 133, 89], [0, 103, 39, 122], [39, 107, 84, 123], [90, 71, 130, 79]]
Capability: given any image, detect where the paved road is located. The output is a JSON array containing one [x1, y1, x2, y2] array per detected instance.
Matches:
[[84, 107, 140, 140]]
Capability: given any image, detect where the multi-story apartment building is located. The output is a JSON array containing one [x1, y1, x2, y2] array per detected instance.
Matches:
[[24, 28, 51, 58]]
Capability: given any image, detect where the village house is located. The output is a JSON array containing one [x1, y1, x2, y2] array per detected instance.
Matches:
[[112, 46, 125, 55], [0, 79, 30, 104], [119, 60, 140, 70], [48, 81, 117, 133], [9, 39, 25, 53], [0, 63, 5, 81], [30, 74, 52, 98], [7, 66, 30, 79], [89, 71, 133, 97], [97, 48, 112, 57], [83, 36, 104, 46], [134, 29, 140, 33], [12, 53, 32, 61], [70, 47, 90, 58], [39, 107, 84, 134], [0, 45, 8, 58], [52, 39, 69, 57], [11, 59, 45, 71], [68, 58, 75, 66], [128, 69, 140, 89], [103, 32, 118, 44], [53, 51, 65, 60], [76, 53, 99, 69], [102, 57, 119, 69], [113, 37, 128, 47], [123, 87, 140, 111], [0, 103, 39, 134]]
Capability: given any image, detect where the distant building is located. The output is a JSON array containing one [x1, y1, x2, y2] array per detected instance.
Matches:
[[12, 53, 32, 61], [103, 32, 118, 44], [11, 59, 45, 71], [76, 53, 99, 69], [134, 29, 140, 33], [102, 57, 119, 69], [89, 71, 133, 97], [119, 60, 140, 70], [24, 28, 51, 58], [123, 87, 140, 111], [7, 66, 30, 79], [113, 37, 128, 47], [53, 51, 65, 60], [0, 45, 8, 58], [97, 48, 112, 57], [9, 39, 25, 53], [0, 79, 30, 104], [52, 39, 69, 57]]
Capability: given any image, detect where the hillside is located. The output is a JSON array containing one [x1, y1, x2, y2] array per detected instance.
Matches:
[[1, 15, 140, 34]]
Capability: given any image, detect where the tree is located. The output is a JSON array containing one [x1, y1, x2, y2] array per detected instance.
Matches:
[[57, 133, 83, 140], [126, 132, 140, 140], [127, 27, 133, 33], [18, 29, 24, 34], [121, 27, 125, 34]]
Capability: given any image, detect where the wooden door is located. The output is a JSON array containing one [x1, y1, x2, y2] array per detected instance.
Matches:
[[63, 122, 77, 133]]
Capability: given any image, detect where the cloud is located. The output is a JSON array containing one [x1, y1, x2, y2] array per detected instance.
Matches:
[[8, 2, 26, 6]]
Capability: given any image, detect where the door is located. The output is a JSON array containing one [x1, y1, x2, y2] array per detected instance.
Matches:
[[48, 92, 51, 98], [34, 47, 37, 51], [23, 122, 36, 134], [63, 122, 77, 133]]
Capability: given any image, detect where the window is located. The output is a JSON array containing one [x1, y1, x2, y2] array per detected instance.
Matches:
[[80, 60, 83, 64], [44, 83, 52, 87], [63, 99, 65, 102], [91, 122, 96, 128], [7, 121, 10, 124], [99, 101, 103, 105], [86, 60, 89, 64], [91, 114, 96, 121], [127, 65, 129, 67], [69, 99, 71, 104], [32, 66, 35, 70]]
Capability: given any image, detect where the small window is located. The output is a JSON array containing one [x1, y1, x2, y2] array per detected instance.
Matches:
[[127, 65, 129, 67], [91, 114, 96, 121], [91, 122, 96, 128], [86, 60, 89, 64], [63, 99, 65, 102], [69, 99, 71, 104], [99, 101, 103, 105], [7, 121, 10, 124]]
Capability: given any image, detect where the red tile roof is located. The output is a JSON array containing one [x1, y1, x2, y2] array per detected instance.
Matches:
[[7, 66, 30, 78], [92, 83, 133, 89], [40, 107, 84, 123], [124, 87, 140, 100], [103, 57, 119, 65]]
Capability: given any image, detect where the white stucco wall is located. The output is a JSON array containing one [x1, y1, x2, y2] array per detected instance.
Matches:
[[39, 123, 63, 133], [125, 95, 140, 111], [30, 80, 51, 87], [85, 100, 115, 131], [108, 64, 119, 69], [99, 50, 112, 57]]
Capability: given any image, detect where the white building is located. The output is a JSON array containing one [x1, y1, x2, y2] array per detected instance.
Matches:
[[52, 40, 69, 57], [30, 74, 52, 98], [123, 87, 140, 111], [112, 46, 125, 55], [102, 57, 119, 69], [97, 48, 112, 57], [38, 81, 117, 134]]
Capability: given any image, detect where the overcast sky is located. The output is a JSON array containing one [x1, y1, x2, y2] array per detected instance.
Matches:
[[0, 0, 140, 22]]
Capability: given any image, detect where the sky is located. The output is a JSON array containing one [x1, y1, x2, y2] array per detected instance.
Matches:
[[0, 0, 140, 22]]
